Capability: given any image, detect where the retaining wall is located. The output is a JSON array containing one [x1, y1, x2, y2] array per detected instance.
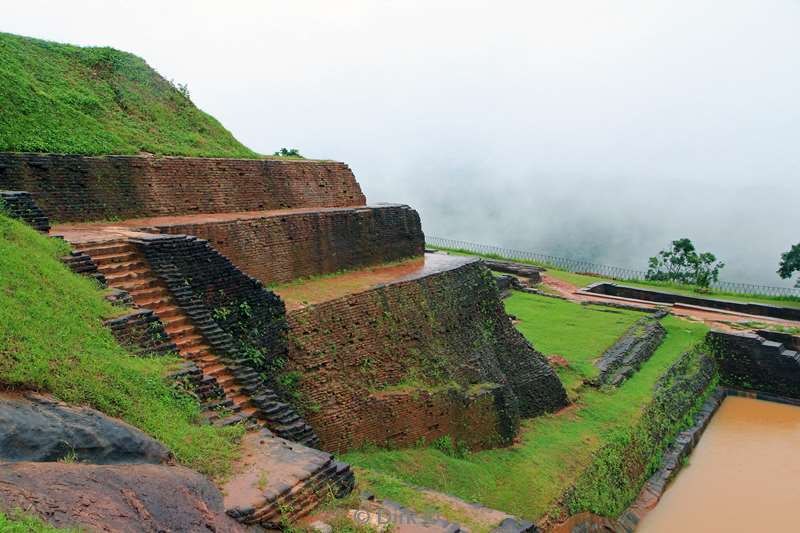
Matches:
[[585, 282, 800, 321], [708, 330, 800, 400], [0, 153, 365, 222], [153, 205, 424, 284], [285, 260, 567, 452], [559, 349, 717, 522]]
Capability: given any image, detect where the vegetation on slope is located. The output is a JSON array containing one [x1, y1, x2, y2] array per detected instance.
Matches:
[[0, 31, 257, 157], [0, 214, 242, 478], [343, 295, 708, 521], [0, 511, 77, 533], [504, 293, 643, 394]]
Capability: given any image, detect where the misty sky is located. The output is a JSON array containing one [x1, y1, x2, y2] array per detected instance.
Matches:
[[4, 1, 799, 286]]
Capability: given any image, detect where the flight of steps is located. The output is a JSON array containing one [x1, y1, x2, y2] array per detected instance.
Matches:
[[0, 190, 50, 232], [73, 239, 264, 428], [224, 430, 355, 528], [760, 339, 800, 365]]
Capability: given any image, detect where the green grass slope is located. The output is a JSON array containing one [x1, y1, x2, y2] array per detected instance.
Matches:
[[0, 31, 258, 157], [0, 214, 242, 478]]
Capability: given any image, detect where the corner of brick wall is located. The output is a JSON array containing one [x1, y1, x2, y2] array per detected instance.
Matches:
[[154, 204, 425, 284], [285, 261, 567, 452]]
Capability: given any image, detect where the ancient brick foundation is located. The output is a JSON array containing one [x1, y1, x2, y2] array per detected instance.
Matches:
[[285, 260, 567, 452], [151, 204, 424, 284], [708, 330, 800, 399], [0, 153, 365, 222]]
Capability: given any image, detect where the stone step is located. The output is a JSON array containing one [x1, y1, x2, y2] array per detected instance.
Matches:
[[74, 242, 131, 256], [104, 267, 151, 284], [173, 334, 205, 350], [115, 277, 160, 293], [88, 251, 139, 266], [127, 285, 166, 300], [99, 259, 147, 274], [165, 323, 196, 338]]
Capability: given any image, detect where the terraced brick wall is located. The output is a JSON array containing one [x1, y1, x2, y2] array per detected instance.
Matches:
[[0, 153, 365, 222], [154, 205, 425, 284], [285, 261, 568, 452], [709, 330, 800, 399]]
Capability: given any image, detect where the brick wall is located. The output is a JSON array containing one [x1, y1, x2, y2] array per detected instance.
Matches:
[[0, 153, 366, 222], [285, 261, 568, 452], [709, 330, 800, 399], [153, 205, 425, 284]]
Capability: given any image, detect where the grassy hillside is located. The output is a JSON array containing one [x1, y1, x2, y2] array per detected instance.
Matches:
[[0, 214, 242, 478], [0, 32, 258, 157]]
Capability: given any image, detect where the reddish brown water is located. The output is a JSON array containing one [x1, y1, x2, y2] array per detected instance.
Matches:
[[638, 396, 800, 532]]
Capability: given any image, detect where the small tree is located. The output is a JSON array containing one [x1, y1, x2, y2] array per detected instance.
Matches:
[[646, 238, 725, 288], [273, 148, 303, 158], [778, 243, 800, 288]]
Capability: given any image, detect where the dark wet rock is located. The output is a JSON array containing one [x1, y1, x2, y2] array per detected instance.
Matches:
[[595, 317, 666, 387], [0, 393, 170, 464], [0, 461, 246, 533], [490, 517, 539, 533], [481, 259, 543, 284]]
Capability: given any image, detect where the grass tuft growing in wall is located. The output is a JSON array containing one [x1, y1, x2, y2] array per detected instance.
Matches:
[[0, 215, 242, 478]]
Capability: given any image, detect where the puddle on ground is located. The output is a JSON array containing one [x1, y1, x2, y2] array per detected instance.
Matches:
[[638, 395, 800, 532]]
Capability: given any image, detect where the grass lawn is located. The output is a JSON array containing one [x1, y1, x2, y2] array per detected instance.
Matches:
[[343, 303, 708, 523], [504, 292, 644, 394], [0, 215, 243, 479]]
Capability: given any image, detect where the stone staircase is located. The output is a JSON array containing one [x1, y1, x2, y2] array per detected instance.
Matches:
[[74, 239, 266, 428], [0, 190, 50, 232]]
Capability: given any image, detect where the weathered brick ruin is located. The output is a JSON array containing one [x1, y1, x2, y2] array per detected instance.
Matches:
[[285, 255, 567, 451], [0, 153, 365, 221], [1, 151, 568, 528], [709, 330, 800, 399], [150, 204, 425, 283]]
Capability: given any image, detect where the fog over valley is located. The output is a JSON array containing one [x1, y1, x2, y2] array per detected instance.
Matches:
[[6, 0, 799, 285]]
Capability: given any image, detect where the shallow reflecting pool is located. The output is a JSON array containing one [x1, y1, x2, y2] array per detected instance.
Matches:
[[639, 395, 800, 532]]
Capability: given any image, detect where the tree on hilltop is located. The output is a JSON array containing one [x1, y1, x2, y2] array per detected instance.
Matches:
[[778, 243, 800, 288], [646, 238, 725, 288]]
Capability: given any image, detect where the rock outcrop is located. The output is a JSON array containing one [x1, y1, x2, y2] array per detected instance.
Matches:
[[595, 316, 666, 386], [0, 462, 245, 533], [0, 393, 170, 465]]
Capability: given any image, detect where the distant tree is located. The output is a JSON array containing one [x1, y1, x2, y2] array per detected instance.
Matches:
[[273, 148, 304, 158], [778, 243, 800, 288], [646, 238, 725, 288]]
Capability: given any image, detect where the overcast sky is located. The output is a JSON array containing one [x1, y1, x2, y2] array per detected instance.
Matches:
[[4, 1, 800, 286]]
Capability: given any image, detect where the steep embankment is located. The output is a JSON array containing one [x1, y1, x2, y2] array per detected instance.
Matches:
[[0, 214, 242, 477], [0, 32, 257, 157]]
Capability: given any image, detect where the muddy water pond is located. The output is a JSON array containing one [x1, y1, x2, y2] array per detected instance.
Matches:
[[638, 396, 800, 532]]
